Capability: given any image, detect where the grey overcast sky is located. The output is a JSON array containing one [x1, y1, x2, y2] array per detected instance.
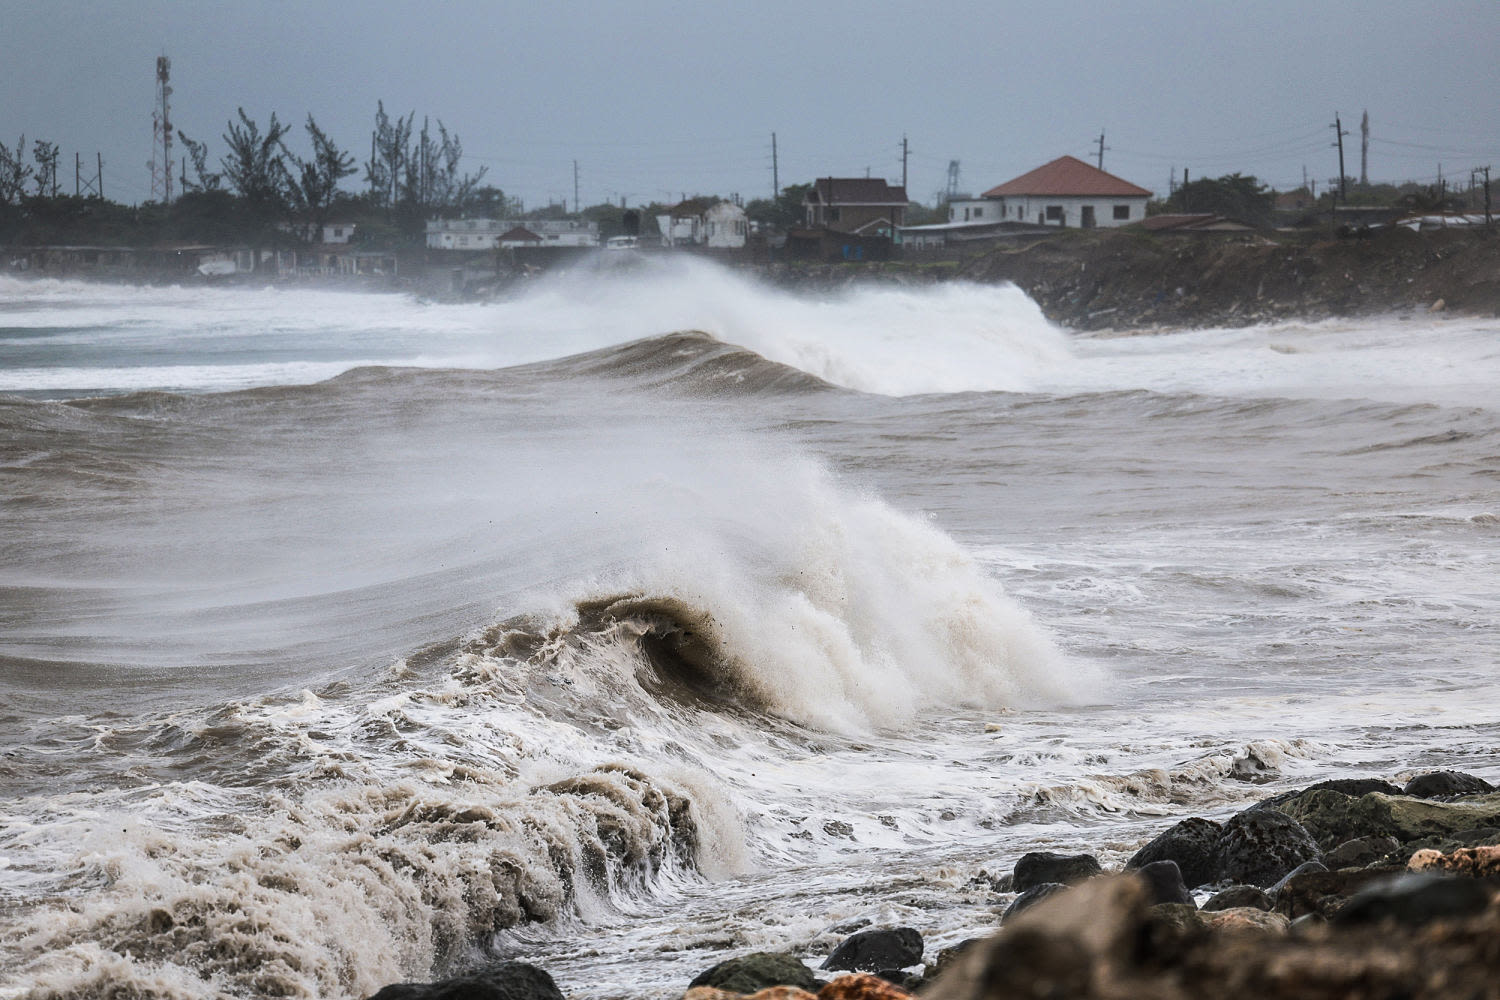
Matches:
[[3, 0, 1498, 209]]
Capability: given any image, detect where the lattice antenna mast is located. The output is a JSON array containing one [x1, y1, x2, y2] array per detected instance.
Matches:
[[149, 56, 174, 203], [945, 160, 961, 201]]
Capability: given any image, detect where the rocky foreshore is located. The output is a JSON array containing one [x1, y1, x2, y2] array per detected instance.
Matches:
[[365, 769, 1500, 1000]]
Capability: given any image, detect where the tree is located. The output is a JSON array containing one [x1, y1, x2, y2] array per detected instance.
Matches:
[[1167, 173, 1273, 227], [32, 140, 60, 198], [177, 131, 222, 192], [0, 135, 32, 205], [365, 101, 413, 211], [288, 114, 356, 239], [745, 182, 811, 229], [220, 109, 293, 239]]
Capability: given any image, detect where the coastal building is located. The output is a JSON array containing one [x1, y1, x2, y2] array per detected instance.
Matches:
[[803, 178, 909, 237], [951, 156, 1151, 229], [656, 198, 748, 248], [425, 218, 599, 250]]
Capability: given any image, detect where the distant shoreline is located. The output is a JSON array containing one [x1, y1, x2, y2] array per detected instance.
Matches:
[[7, 226, 1499, 333]]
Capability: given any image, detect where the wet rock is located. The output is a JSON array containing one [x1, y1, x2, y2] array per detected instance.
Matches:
[[1323, 834, 1401, 869], [1253, 777, 1401, 813], [748, 990, 819, 1000], [1012, 851, 1102, 892], [1214, 808, 1321, 887], [1268, 859, 1327, 896], [823, 820, 855, 839], [690, 952, 821, 995], [1278, 790, 1500, 851], [1333, 872, 1493, 926], [1202, 907, 1290, 935], [1126, 817, 1221, 888], [822, 927, 922, 973], [923, 938, 982, 980], [1272, 866, 1407, 920], [818, 973, 913, 1000], [1135, 859, 1194, 905], [1402, 770, 1496, 799], [1202, 885, 1273, 912], [921, 869, 1500, 1000], [1001, 881, 1067, 921], [367, 962, 563, 1000], [1407, 843, 1500, 877]]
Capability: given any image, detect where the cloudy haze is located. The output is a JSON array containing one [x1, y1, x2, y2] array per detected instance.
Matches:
[[4, 0, 1497, 209]]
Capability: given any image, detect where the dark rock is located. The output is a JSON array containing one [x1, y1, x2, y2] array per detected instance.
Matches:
[[1333, 872, 1493, 926], [822, 927, 924, 972], [925, 938, 983, 980], [1001, 881, 1067, 922], [1214, 808, 1321, 887], [1323, 834, 1401, 869], [1135, 860, 1194, 906], [1272, 865, 1407, 920], [1268, 859, 1327, 896], [1403, 771, 1496, 799], [1126, 817, 1222, 888], [689, 951, 820, 994], [1253, 778, 1401, 813], [1012, 851, 1102, 892], [367, 962, 562, 1000], [1201, 885, 1273, 912], [1281, 790, 1500, 850]]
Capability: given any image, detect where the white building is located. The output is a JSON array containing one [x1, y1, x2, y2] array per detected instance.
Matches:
[[425, 218, 599, 250], [951, 156, 1152, 229], [656, 198, 748, 248]]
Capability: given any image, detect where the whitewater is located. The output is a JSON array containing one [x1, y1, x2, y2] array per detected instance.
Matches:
[[2, 260, 1498, 998]]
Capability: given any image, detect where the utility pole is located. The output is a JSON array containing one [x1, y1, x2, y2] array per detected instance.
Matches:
[[1475, 166, 1491, 226], [573, 160, 580, 214], [901, 133, 909, 191], [1360, 110, 1369, 186], [1095, 130, 1109, 170], [1330, 113, 1348, 211], [771, 132, 778, 199]]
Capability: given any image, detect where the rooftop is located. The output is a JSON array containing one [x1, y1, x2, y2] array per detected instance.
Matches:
[[983, 156, 1151, 199]]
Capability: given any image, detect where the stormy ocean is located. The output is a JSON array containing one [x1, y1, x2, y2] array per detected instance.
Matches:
[[2, 260, 1498, 999]]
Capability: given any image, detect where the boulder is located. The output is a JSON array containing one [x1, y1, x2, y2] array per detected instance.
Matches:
[[367, 962, 563, 1000], [1281, 790, 1500, 850], [1012, 851, 1102, 892], [1402, 771, 1496, 799], [822, 927, 923, 973], [1126, 817, 1222, 888], [1272, 866, 1407, 920], [1254, 778, 1401, 813], [1001, 882, 1067, 922], [1202, 885, 1273, 912], [1214, 809, 1321, 887], [1333, 872, 1493, 926], [1202, 907, 1290, 935], [690, 953, 821, 995], [923, 938, 982, 981], [1407, 844, 1500, 877], [817, 973, 913, 1000], [1323, 835, 1401, 870], [1268, 860, 1327, 896], [1135, 860, 1194, 906]]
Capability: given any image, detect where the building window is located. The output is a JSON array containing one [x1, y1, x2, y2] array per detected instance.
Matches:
[[829, 207, 841, 221], [973, 206, 983, 218], [1113, 204, 1131, 220], [1045, 205, 1064, 222]]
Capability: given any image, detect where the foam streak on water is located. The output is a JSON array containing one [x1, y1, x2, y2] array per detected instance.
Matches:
[[2, 265, 1499, 998]]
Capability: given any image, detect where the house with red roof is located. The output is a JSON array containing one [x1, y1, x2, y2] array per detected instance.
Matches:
[[951, 155, 1152, 229]]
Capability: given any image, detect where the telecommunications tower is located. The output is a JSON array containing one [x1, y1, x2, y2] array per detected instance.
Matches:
[[149, 55, 174, 203]]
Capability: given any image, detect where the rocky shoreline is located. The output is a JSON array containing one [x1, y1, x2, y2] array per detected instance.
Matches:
[[365, 769, 1500, 1000]]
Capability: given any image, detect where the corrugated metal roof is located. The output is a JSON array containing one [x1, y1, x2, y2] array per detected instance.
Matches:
[[982, 156, 1151, 198]]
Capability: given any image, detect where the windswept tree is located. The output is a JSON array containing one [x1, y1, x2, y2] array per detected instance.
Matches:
[[0, 135, 32, 205], [176, 131, 222, 192], [364, 102, 488, 227], [288, 115, 356, 240], [32, 140, 60, 198], [1167, 173, 1273, 227], [219, 108, 292, 237]]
